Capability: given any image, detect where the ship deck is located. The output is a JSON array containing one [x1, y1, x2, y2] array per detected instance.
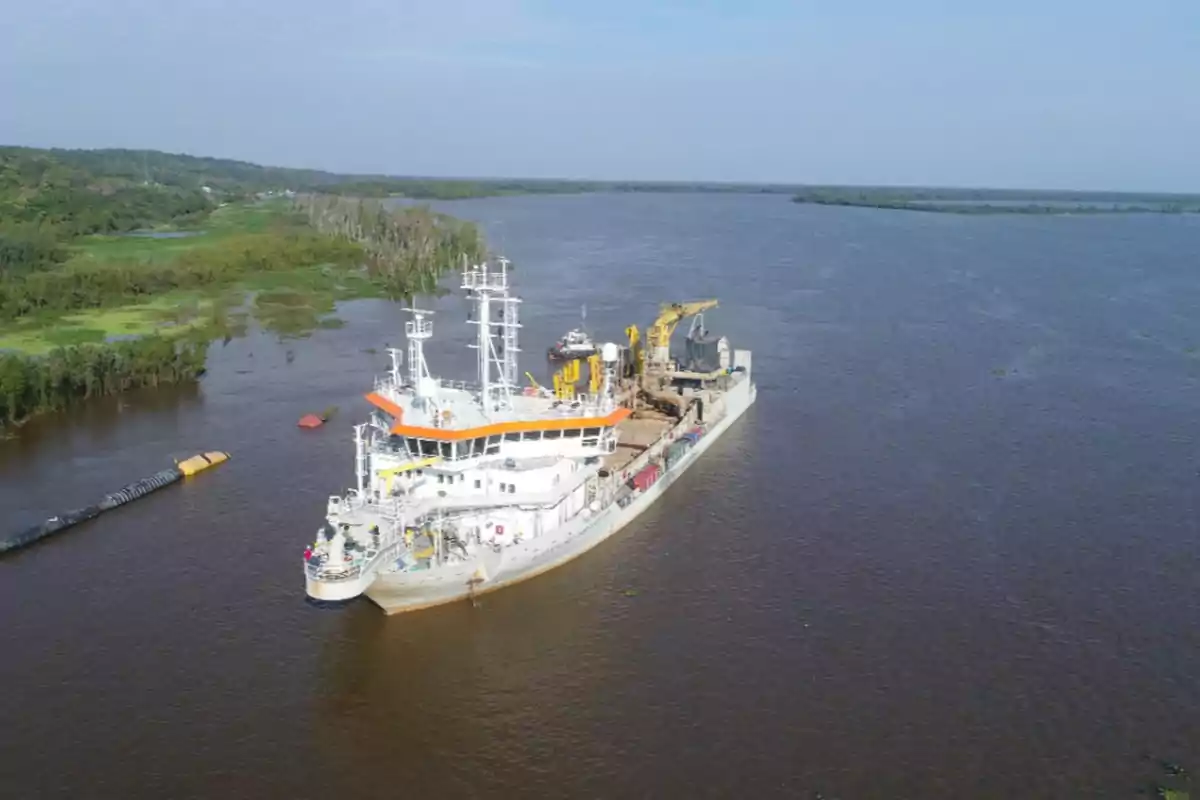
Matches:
[[604, 414, 672, 474]]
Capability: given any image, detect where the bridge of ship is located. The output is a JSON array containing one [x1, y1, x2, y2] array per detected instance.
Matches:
[[366, 384, 630, 463]]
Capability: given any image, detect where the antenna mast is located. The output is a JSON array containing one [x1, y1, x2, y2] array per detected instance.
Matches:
[[404, 304, 434, 389], [463, 257, 521, 415]]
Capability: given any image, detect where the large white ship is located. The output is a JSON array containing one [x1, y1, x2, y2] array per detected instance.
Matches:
[[303, 257, 756, 614]]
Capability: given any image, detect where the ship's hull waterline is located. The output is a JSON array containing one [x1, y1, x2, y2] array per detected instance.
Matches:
[[355, 378, 755, 614]]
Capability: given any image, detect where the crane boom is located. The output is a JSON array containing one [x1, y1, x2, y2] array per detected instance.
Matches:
[[646, 300, 718, 368]]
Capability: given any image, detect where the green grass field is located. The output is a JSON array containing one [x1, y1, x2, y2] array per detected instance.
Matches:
[[0, 200, 383, 354], [68, 201, 297, 264], [0, 293, 228, 354]]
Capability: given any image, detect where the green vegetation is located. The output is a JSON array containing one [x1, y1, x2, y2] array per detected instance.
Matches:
[[297, 194, 484, 297], [4, 146, 788, 201], [6, 145, 834, 203], [1, 148, 213, 276], [0, 229, 362, 319], [0, 147, 488, 430], [0, 335, 208, 427], [790, 186, 1200, 215]]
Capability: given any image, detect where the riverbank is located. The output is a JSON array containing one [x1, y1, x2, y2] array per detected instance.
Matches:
[[791, 187, 1200, 215], [0, 196, 484, 430]]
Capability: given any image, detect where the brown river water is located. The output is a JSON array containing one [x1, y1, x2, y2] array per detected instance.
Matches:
[[2, 194, 1199, 798]]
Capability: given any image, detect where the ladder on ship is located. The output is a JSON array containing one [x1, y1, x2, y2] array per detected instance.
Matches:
[[499, 296, 521, 388]]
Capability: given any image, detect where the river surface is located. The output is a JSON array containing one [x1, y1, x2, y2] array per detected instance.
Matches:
[[3, 194, 1199, 798]]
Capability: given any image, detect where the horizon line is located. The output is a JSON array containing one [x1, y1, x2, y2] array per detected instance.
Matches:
[[7, 142, 1200, 199]]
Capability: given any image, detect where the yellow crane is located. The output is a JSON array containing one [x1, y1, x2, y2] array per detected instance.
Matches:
[[552, 359, 581, 399], [625, 324, 644, 377], [645, 300, 718, 370], [378, 456, 441, 494], [587, 353, 603, 393]]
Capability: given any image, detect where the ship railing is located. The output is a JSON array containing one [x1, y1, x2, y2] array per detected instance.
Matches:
[[328, 493, 370, 516], [305, 554, 368, 582], [305, 534, 395, 580], [373, 375, 479, 395], [373, 376, 402, 396], [462, 270, 510, 292]]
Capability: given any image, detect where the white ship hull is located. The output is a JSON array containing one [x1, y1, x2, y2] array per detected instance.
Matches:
[[302, 258, 756, 615], [359, 376, 755, 614]]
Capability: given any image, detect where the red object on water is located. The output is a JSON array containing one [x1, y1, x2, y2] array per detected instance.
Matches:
[[298, 414, 324, 429]]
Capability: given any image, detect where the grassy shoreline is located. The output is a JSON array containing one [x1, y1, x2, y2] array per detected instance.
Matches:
[[0, 196, 483, 429]]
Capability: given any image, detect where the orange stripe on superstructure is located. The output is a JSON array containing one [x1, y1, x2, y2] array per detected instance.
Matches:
[[388, 406, 632, 440], [365, 392, 404, 421]]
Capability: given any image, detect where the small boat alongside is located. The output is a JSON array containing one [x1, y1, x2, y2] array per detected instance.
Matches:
[[546, 328, 596, 362], [547, 304, 597, 362]]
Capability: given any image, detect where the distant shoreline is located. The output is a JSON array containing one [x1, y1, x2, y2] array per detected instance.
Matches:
[[790, 192, 1200, 216]]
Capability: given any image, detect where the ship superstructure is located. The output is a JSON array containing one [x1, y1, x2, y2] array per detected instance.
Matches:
[[304, 257, 756, 613]]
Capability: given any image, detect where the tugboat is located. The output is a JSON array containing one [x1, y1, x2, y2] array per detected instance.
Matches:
[[546, 328, 597, 362], [547, 305, 597, 362]]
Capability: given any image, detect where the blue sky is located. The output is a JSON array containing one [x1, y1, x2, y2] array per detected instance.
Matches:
[[2, 0, 1198, 190]]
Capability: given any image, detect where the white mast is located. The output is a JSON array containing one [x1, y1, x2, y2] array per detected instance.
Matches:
[[404, 305, 434, 388], [353, 423, 367, 496], [386, 346, 403, 388], [463, 257, 521, 415]]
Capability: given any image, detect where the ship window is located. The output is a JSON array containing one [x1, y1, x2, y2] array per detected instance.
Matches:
[[564, 428, 581, 438], [474, 479, 481, 489], [437, 474, 444, 484], [419, 439, 438, 457], [504, 431, 521, 441], [439, 442, 453, 460], [544, 429, 561, 440], [509, 484, 516, 494], [486, 436, 501, 454], [583, 427, 600, 438], [524, 430, 541, 441]]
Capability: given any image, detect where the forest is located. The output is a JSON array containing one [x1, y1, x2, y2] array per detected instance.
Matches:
[[1, 150, 214, 275], [5, 146, 816, 202], [296, 194, 485, 297]]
